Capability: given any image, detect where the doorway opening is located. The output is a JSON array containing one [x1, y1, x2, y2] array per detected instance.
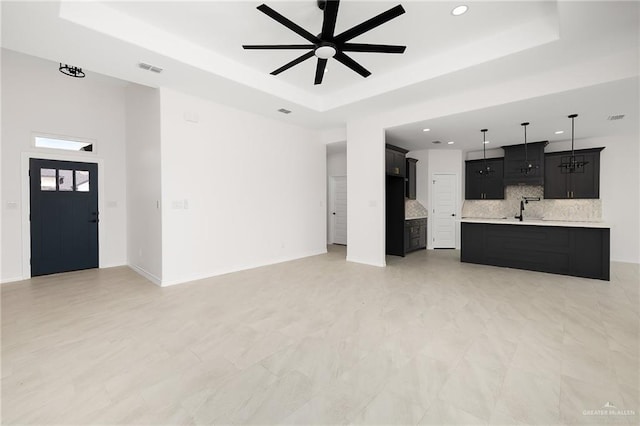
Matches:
[[30, 158, 99, 276]]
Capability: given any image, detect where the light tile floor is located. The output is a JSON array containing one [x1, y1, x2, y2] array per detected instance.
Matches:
[[2, 246, 638, 425]]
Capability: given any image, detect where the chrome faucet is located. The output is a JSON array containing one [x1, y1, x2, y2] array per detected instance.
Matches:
[[515, 200, 525, 221]]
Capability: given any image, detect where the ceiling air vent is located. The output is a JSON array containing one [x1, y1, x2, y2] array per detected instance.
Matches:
[[277, 108, 292, 114], [138, 62, 163, 73], [607, 114, 625, 121], [431, 140, 442, 145]]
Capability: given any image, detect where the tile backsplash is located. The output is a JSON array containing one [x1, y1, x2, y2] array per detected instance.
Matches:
[[462, 185, 602, 222], [405, 199, 429, 219]]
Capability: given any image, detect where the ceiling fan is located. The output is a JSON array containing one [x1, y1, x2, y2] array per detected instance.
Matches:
[[243, 0, 406, 85]]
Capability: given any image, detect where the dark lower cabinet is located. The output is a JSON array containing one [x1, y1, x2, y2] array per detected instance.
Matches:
[[404, 218, 427, 253], [461, 222, 610, 280]]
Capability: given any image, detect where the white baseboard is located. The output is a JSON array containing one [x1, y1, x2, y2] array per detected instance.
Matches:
[[160, 248, 329, 287], [128, 264, 162, 286], [345, 256, 386, 268], [0, 276, 27, 285]]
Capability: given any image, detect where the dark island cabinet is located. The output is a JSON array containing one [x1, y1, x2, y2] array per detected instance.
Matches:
[[406, 158, 418, 200], [544, 148, 603, 199], [404, 218, 427, 253], [461, 222, 610, 280], [502, 141, 548, 186], [465, 158, 504, 200], [386, 144, 408, 177]]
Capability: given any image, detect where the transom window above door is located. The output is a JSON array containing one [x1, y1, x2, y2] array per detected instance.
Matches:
[[33, 135, 94, 152]]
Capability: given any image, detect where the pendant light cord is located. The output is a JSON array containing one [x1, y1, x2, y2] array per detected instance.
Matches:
[[571, 115, 575, 157]]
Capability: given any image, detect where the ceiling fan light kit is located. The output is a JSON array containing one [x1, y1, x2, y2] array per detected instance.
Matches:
[[243, 0, 407, 85]]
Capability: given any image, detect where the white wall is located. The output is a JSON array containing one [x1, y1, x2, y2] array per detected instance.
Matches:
[[158, 88, 326, 285], [346, 121, 386, 267], [545, 134, 640, 263], [125, 85, 163, 284], [1, 49, 128, 282], [326, 148, 346, 244]]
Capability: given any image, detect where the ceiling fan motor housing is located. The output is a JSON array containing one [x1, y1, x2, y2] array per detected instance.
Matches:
[[243, 1, 407, 84]]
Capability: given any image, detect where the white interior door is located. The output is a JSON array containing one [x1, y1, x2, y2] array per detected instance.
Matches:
[[332, 176, 347, 245], [432, 173, 457, 248]]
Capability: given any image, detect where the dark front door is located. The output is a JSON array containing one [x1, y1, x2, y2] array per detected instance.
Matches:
[[30, 158, 99, 276]]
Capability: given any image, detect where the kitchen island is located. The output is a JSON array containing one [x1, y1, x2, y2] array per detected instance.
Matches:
[[461, 218, 610, 280]]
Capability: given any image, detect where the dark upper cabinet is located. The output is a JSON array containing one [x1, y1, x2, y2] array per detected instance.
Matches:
[[386, 144, 408, 177], [502, 141, 548, 186], [406, 158, 418, 200], [465, 158, 504, 200], [544, 148, 603, 199]]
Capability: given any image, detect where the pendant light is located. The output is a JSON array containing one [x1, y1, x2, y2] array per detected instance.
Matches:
[[519, 122, 538, 175], [559, 113, 589, 173], [477, 128, 494, 175], [59, 63, 85, 78]]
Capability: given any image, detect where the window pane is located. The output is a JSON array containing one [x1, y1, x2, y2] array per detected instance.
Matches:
[[35, 136, 93, 152], [75, 170, 90, 192], [58, 169, 73, 191], [40, 169, 56, 191]]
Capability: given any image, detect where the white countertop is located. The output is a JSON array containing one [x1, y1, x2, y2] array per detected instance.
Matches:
[[406, 216, 428, 220], [460, 217, 610, 228]]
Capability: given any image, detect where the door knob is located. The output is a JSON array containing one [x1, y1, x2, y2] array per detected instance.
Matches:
[[451, 213, 456, 217], [332, 212, 336, 215]]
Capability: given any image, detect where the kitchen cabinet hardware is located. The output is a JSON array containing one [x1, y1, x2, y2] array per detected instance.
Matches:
[[544, 148, 603, 199], [503, 141, 547, 185], [465, 158, 504, 200]]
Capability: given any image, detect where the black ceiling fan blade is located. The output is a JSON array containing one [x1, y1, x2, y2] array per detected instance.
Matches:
[[334, 52, 371, 78], [257, 4, 321, 44], [341, 43, 406, 54], [314, 58, 328, 85], [334, 5, 405, 43], [321, 0, 340, 39], [270, 51, 315, 75], [243, 44, 314, 50]]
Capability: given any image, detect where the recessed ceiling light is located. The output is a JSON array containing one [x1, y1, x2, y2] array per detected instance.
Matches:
[[423, 128, 431, 132], [483, 140, 490, 144], [447, 141, 455, 145], [451, 5, 468, 16], [554, 130, 564, 134]]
